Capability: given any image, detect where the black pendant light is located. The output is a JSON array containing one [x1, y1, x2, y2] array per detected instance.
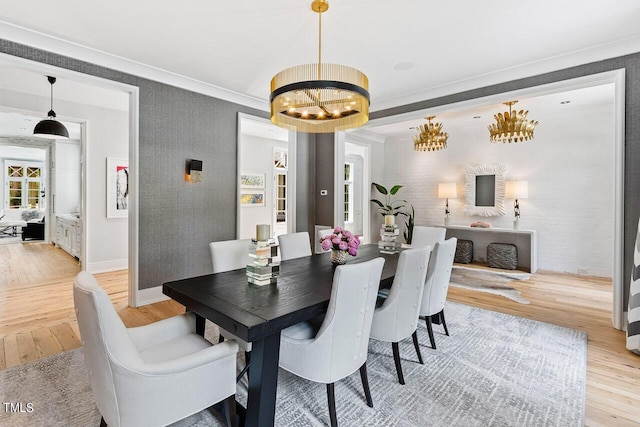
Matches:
[[33, 76, 69, 139]]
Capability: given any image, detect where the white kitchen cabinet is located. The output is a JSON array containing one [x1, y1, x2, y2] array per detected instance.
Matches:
[[55, 214, 81, 258]]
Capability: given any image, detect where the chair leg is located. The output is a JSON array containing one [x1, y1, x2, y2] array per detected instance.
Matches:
[[425, 317, 437, 349], [359, 362, 374, 407], [391, 342, 405, 385], [326, 383, 338, 427], [235, 351, 252, 383], [440, 310, 450, 336], [411, 331, 424, 364], [99, 417, 107, 427], [223, 394, 238, 427]]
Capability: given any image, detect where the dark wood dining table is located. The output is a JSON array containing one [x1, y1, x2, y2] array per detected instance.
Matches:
[[162, 244, 402, 427]]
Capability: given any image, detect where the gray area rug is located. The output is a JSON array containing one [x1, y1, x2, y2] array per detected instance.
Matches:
[[0, 302, 585, 426], [450, 266, 531, 304]]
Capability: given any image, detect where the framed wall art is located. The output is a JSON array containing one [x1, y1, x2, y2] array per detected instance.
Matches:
[[240, 191, 265, 207], [240, 173, 265, 189], [106, 157, 129, 218]]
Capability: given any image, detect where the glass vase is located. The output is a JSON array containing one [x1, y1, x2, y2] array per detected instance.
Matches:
[[330, 249, 348, 265]]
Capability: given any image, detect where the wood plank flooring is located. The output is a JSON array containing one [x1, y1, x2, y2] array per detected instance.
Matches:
[[1, 242, 638, 425]]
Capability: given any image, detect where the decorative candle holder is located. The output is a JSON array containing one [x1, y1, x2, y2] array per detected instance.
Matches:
[[247, 239, 279, 286], [378, 224, 400, 254]]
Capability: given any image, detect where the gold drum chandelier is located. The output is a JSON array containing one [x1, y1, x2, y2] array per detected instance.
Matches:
[[413, 116, 448, 151], [488, 100, 539, 143], [269, 0, 370, 133]]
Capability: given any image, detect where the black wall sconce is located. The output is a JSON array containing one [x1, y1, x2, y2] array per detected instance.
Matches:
[[186, 159, 203, 182]]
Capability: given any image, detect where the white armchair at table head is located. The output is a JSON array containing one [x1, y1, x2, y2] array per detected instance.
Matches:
[[419, 237, 457, 349], [209, 239, 253, 380], [278, 257, 385, 427], [370, 247, 431, 384], [73, 271, 239, 427]]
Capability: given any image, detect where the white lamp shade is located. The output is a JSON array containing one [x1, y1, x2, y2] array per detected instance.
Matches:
[[505, 180, 529, 199], [438, 183, 457, 199]]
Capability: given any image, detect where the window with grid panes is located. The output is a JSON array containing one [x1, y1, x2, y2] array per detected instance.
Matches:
[[4, 161, 44, 209], [344, 163, 353, 223]]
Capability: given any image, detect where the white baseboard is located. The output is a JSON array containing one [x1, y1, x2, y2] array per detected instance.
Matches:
[[86, 258, 128, 274], [135, 286, 170, 307]]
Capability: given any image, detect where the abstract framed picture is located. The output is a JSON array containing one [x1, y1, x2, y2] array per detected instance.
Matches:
[[240, 191, 265, 207], [106, 157, 129, 218], [240, 173, 265, 189]]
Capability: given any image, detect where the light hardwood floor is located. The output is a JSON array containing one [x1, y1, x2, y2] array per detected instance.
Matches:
[[1, 243, 639, 425]]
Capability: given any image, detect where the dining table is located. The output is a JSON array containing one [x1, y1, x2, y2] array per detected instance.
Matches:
[[162, 243, 402, 427]]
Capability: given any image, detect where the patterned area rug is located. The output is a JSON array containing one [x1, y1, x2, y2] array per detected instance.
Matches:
[[0, 302, 585, 427], [450, 266, 531, 304]]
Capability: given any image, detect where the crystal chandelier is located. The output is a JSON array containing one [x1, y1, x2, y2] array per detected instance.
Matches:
[[413, 116, 448, 151], [269, 0, 370, 133], [488, 101, 539, 143]]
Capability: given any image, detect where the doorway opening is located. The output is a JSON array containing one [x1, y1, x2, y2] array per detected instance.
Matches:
[[237, 113, 297, 241]]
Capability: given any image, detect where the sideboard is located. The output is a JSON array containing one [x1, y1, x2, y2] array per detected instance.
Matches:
[[441, 225, 537, 273]]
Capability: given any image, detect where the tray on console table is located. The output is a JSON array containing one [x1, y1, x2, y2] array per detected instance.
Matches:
[[439, 225, 537, 273]]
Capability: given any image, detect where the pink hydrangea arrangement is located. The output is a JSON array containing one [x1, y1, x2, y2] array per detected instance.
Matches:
[[320, 227, 361, 256]]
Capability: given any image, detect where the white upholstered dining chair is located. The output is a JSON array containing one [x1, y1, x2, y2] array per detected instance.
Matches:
[[209, 239, 253, 380], [209, 238, 252, 273], [73, 271, 238, 427], [278, 257, 385, 427], [316, 228, 334, 253], [278, 231, 312, 260], [411, 226, 446, 249], [369, 247, 431, 384], [419, 237, 457, 349]]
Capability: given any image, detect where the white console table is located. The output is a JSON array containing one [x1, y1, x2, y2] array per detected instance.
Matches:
[[442, 225, 538, 273]]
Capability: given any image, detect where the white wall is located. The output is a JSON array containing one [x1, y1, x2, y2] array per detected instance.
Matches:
[[0, 88, 129, 273], [54, 140, 80, 214], [382, 100, 615, 277], [239, 134, 287, 240]]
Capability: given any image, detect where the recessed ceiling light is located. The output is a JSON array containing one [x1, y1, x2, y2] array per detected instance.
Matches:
[[394, 62, 416, 71], [560, 100, 571, 104], [473, 116, 481, 119]]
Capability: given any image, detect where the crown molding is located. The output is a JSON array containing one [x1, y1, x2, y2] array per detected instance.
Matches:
[[345, 129, 386, 144], [370, 35, 640, 112], [0, 20, 269, 112]]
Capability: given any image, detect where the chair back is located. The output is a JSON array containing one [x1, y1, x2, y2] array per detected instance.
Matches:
[[411, 226, 446, 249], [73, 271, 142, 426], [371, 248, 430, 342], [316, 228, 334, 253], [316, 258, 385, 380], [209, 239, 252, 273], [420, 237, 457, 316], [278, 231, 312, 260]]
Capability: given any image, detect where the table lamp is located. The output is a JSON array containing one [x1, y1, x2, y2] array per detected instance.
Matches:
[[505, 180, 529, 228], [438, 183, 457, 224]]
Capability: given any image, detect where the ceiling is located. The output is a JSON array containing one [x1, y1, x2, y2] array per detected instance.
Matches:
[[0, 0, 638, 114], [0, 1, 631, 143]]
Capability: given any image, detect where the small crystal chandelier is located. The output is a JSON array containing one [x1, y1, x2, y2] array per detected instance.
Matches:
[[413, 116, 448, 151], [488, 101, 538, 143], [269, 0, 370, 133]]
